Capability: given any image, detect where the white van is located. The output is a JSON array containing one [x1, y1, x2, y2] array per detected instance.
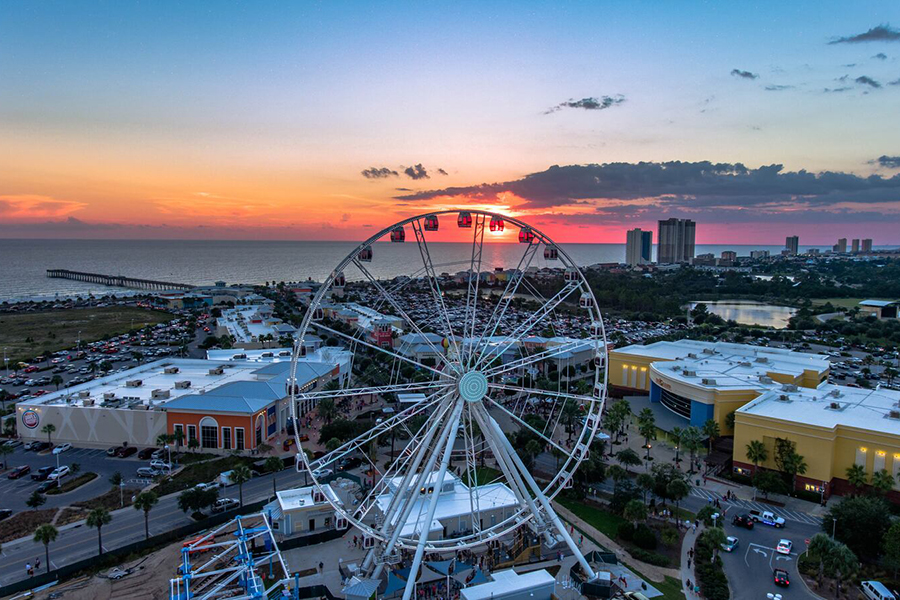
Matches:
[[862, 581, 897, 600]]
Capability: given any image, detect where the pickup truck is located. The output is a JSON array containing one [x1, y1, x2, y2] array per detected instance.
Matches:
[[749, 509, 785, 528]]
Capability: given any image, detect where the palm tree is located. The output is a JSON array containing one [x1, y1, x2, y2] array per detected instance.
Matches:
[[826, 542, 858, 596], [33, 524, 58, 573], [808, 533, 836, 586], [636, 472, 655, 504], [40, 423, 56, 447], [666, 478, 690, 526], [701, 419, 720, 456], [50, 375, 63, 390], [705, 526, 728, 560], [872, 469, 894, 495], [318, 398, 337, 424], [782, 451, 807, 492], [681, 427, 702, 473], [637, 409, 656, 461], [0, 443, 13, 470], [607, 464, 627, 494], [230, 464, 252, 507], [264, 456, 284, 495], [325, 438, 341, 453], [615, 448, 641, 473], [133, 491, 159, 540], [670, 427, 684, 464], [745, 440, 768, 471], [86, 508, 112, 555], [846, 464, 868, 495]]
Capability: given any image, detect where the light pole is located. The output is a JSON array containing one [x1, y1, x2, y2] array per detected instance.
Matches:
[[56, 451, 62, 489], [832, 517, 837, 539], [119, 481, 125, 508], [3, 347, 8, 375]]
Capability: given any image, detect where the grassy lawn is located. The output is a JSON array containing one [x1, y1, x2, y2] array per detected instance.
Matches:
[[654, 575, 687, 600], [45, 472, 98, 494], [557, 497, 626, 539], [73, 485, 142, 511], [154, 456, 257, 496], [459, 466, 502, 487], [811, 297, 866, 309], [0, 306, 174, 364]]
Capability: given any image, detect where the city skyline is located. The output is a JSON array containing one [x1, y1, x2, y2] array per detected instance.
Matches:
[[2, 1, 900, 243]]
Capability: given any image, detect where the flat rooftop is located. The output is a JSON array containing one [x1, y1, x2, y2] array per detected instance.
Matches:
[[613, 340, 829, 371], [273, 484, 343, 512], [738, 384, 900, 436]]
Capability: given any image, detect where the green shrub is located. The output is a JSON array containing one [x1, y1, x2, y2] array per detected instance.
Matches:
[[630, 548, 670, 567], [661, 527, 679, 548], [633, 524, 657, 550], [617, 522, 635, 541], [694, 531, 730, 600]]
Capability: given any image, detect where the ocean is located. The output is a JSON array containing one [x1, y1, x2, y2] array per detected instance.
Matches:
[[0, 239, 892, 302]]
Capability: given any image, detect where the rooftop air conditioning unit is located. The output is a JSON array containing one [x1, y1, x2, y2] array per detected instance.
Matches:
[[164, 366, 180, 374], [103, 392, 116, 400], [890, 410, 900, 420], [683, 369, 697, 377], [702, 378, 717, 386], [151, 389, 170, 400], [740, 361, 752, 367], [755, 357, 769, 364], [778, 394, 791, 402], [829, 389, 842, 398], [126, 379, 142, 388], [82, 398, 95, 406], [79, 390, 91, 398], [782, 384, 799, 392], [759, 376, 774, 384], [829, 402, 840, 410], [687, 353, 698, 359], [702, 348, 716, 355], [175, 380, 191, 389], [209, 366, 225, 375]]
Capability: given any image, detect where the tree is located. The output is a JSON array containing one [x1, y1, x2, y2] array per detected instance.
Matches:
[[680, 427, 702, 473], [26, 490, 46, 510], [753, 470, 788, 498], [745, 440, 767, 470], [701, 419, 720, 456], [40, 423, 56, 446], [604, 399, 630, 445], [845, 464, 867, 494], [86, 508, 112, 555], [670, 427, 684, 464], [807, 533, 836, 586], [704, 526, 728, 560], [623, 499, 648, 527], [133, 491, 159, 540], [666, 478, 690, 526], [524, 439, 543, 469], [51, 375, 63, 390], [318, 398, 338, 424], [264, 456, 284, 496], [607, 464, 628, 494], [33, 524, 58, 573], [109, 471, 123, 487], [230, 464, 253, 507], [637, 408, 656, 461], [826, 542, 858, 596], [325, 438, 341, 452], [615, 448, 641, 473], [178, 487, 219, 514], [824, 495, 892, 561], [697, 505, 719, 527], [781, 450, 808, 492], [188, 438, 200, 453], [884, 521, 900, 577], [872, 469, 894, 495], [0, 443, 13, 470], [636, 472, 655, 504]]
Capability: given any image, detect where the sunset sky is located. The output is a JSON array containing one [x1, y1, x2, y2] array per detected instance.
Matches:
[[2, 1, 900, 244]]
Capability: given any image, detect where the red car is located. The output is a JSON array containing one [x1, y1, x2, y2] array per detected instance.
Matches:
[[8, 465, 31, 479], [773, 569, 790, 587]]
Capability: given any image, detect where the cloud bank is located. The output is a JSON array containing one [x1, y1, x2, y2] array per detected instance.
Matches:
[[829, 25, 900, 44], [730, 69, 759, 80], [361, 167, 399, 179], [544, 95, 625, 114]]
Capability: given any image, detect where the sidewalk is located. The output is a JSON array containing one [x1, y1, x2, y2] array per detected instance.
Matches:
[[679, 525, 702, 598]]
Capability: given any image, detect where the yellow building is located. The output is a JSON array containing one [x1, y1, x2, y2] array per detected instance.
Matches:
[[608, 340, 829, 431], [734, 385, 900, 498]]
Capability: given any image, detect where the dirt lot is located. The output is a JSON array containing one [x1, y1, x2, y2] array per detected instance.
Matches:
[[26, 540, 182, 600], [0, 306, 173, 364], [0, 509, 56, 544]]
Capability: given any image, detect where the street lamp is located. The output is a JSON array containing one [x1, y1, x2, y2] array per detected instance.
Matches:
[[832, 517, 837, 539], [712, 512, 720, 528]]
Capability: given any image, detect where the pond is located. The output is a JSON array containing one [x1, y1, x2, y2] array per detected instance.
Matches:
[[689, 300, 797, 329]]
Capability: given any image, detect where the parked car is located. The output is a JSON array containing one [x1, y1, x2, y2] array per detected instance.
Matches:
[[36, 481, 55, 493], [721, 536, 739, 552], [137, 447, 157, 460], [773, 569, 790, 587], [151, 448, 168, 460], [150, 459, 172, 471], [336, 456, 362, 471], [776, 539, 793, 555], [136, 467, 160, 478], [117, 446, 138, 458], [211, 498, 239, 513], [2, 439, 23, 449], [31, 466, 54, 481], [32, 441, 50, 452], [52, 443, 72, 454], [731, 514, 755, 530], [311, 468, 333, 479], [107, 446, 122, 456], [7, 465, 31, 479], [48, 465, 70, 481], [0, 508, 13, 521], [861, 580, 896, 600]]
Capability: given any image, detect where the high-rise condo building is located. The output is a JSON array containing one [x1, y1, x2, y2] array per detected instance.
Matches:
[[785, 236, 799, 256], [750, 250, 770, 259], [836, 238, 847, 253], [721, 251, 737, 262], [625, 228, 653, 266], [862, 239, 873, 253], [657, 218, 695, 264], [851, 239, 860, 253]]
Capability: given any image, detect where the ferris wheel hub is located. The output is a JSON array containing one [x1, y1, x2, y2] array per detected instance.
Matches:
[[458, 371, 488, 403]]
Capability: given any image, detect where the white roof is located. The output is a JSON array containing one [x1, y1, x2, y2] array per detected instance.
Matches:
[[613, 340, 827, 368], [461, 568, 555, 600], [859, 300, 899, 308], [738, 384, 900, 435], [274, 483, 343, 512]]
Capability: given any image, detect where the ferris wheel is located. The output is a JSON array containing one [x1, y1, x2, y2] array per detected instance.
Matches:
[[288, 210, 607, 598]]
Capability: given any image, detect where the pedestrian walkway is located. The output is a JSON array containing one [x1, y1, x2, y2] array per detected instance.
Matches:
[[680, 524, 702, 598], [689, 486, 823, 526]]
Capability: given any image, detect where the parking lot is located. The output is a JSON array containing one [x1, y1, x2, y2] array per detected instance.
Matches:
[[0, 445, 161, 512]]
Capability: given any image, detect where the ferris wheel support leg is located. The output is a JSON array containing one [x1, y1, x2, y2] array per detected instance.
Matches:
[[400, 400, 465, 600], [480, 409, 597, 581], [363, 398, 454, 577]]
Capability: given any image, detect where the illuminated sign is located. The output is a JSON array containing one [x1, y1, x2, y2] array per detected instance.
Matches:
[[22, 410, 40, 429]]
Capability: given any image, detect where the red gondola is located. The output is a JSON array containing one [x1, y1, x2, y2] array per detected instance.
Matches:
[[543, 246, 558, 260], [333, 272, 345, 287], [489, 216, 504, 232], [358, 246, 373, 262], [391, 227, 405, 242], [423, 214, 439, 231], [457, 212, 472, 228], [518, 227, 535, 243], [312, 307, 324, 321]]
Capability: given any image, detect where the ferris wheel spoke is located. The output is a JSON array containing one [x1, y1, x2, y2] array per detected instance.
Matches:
[[297, 381, 445, 402], [483, 339, 590, 378], [311, 321, 447, 379], [411, 220, 463, 364], [462, 214, 486, 368], [471, 239, 540, 365], [488, 382, 594, 404], [460, 404, 484, 536], [350, 257, 457, 375], [482, 395, 573, 458], [472, 280, 581, 370], [308, 387, 452, 471]]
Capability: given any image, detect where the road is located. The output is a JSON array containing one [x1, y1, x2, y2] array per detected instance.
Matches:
[[0, 462, 315, 586]]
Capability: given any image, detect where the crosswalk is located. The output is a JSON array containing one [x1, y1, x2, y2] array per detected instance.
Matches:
[[690, 486, 823, 527]]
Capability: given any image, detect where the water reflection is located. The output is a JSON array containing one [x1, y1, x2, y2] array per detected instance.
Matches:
[[689, 300, 797, 329]]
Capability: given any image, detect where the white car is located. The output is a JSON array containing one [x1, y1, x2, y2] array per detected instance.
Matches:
[[136, 467, 160, 477], [52, 443, 72, 454], [312, 468, 333, 479], [48, 466, 70, 481], [776, 539, 793, 555], [150, 459, 172, 471], [195, 481, 222, 491], [211, 498, 239, 513]]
